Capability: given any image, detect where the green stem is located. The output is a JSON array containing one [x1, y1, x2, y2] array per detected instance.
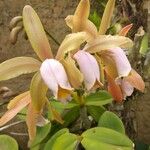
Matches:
[[80, 106, 91, 130], [72, 91, 85, 106]]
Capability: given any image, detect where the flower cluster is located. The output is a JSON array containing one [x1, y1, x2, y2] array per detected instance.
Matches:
[[40, 0, 144, 102], [0, 0, 145, 143]]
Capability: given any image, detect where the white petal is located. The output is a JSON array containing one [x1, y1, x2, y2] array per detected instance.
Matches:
[[40, 59, 72, 98], [108, 47, 132, 77], [74, 50, 100, 90]]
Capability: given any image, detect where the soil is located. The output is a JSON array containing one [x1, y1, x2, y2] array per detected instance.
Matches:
[[0, 0, 150, 149]]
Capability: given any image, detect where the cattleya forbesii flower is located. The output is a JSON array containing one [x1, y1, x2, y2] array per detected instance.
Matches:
[[73, 50, 103, 90], [0, 5, 88, 142], [0, 0, 145, 146], [65, 0, 145, 102]]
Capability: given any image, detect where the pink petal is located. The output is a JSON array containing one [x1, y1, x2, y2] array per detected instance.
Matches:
[[74, 50, 100, 90], [108, 47, 132, 77], [121, 79, 134, 99], [40, 59, 72, 99]]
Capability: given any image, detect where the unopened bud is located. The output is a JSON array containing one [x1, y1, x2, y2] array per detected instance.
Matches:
[[9, 16, 23, 31], [10, 26, 23, 44]]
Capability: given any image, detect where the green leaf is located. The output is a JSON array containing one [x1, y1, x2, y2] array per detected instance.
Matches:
[[48, 132, 79, 150], [87, 105, 106, 122], [85, 90, 112, 106], [23, 5, 53, 60], [44, 128, 69, 150], [0, 135, 18, 150], [30, 144, 40, 150], [140, 34, 149, 55], [62, 106, 80, 127], [51, 99, 78, 111], [0, 57, 41, 81], [17, 108, 27, 120], [98, 111, 125, 134], [31, 123, 51, 147], [81, 127, 134, 150]]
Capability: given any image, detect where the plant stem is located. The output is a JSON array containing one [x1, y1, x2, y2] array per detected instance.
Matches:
[[0, 120, 25, 132], [80, 106, 91, 130], [10, 132, 28, 136]]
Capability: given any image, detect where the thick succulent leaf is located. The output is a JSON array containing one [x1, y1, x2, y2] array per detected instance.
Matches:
[[56, 32, 87, 60], [85, 90, 112, 106], [51, 99, 78, 110], [0, 92, 31, 126], [23, 5, 53, 60], [46, 132, 79, 150], [0, 57, 41, 81], [87, 105, 106, 122], [30, 71, 48, 112], [61, 55, 83, 89], [99, 0, 116, 34], [81, 127, 134, 150], [7, 91, 30, 109], [0, 135, 18, 150], [84, 35, 133, 53], [62, 106, 80, 127], [44, 128, 69, 150], [73, 0, 90, 32], [98, 111, 125, 134], [31, 123, 51, 147]]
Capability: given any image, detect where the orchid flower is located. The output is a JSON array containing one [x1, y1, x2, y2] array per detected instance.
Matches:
[[74, 50, 103, 90], [65, 0, 145, 101], [0, 5, 87, 141]]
